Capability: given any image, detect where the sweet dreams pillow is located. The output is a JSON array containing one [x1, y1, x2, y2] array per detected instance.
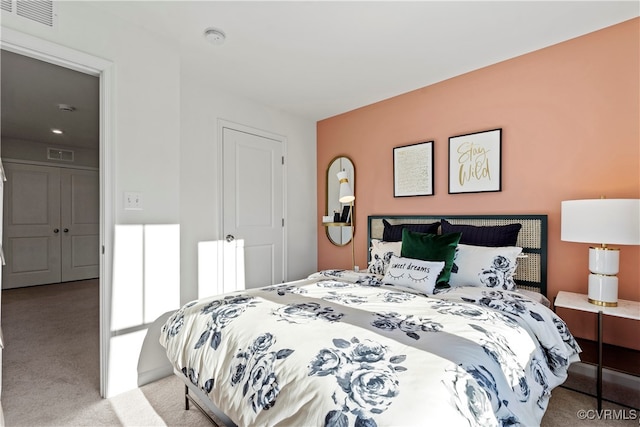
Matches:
[[382, 255, 445, 294], [449, 244, 522, 290], [367, 239, 402, 275]]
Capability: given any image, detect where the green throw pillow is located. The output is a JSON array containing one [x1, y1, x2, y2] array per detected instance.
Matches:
[[401, 229, 461, 285]]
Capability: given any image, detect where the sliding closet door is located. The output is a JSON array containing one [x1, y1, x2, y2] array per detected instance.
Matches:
[[2, 163, 61, 288], [60, 169, 99, 282]]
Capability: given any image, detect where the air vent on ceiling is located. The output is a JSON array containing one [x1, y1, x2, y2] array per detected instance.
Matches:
[[1, 0, 12, 13], [48, 148, 74, 162], [4, 0, 56, 27]]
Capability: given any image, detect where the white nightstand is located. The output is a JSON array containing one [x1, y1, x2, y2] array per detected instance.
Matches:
[[554, 291, 640, 411]]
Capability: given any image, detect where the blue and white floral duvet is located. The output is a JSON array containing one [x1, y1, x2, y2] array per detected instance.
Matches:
[[160, 270, 580, 427]]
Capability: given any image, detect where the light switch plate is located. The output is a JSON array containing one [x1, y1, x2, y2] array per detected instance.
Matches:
[[124, 192, 142, 210]]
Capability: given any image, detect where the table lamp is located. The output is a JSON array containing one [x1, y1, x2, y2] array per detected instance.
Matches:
[[561, 198, 640, 306]]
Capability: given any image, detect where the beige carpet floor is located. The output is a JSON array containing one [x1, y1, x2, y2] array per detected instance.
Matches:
[[1, 280, 638, 426]]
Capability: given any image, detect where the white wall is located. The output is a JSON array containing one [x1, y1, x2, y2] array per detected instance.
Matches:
[[2, 2, 180, 397], [1, 1, 317, 398], [1, 1, 182, 223]]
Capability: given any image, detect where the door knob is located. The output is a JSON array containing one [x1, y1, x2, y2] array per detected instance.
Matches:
[[53, 228, 59, 233], [225, 234, 235, 242], [63, 228, 69, 233]]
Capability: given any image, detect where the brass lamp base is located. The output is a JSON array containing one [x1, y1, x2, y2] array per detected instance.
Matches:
[[588, 271, 618, 307], [588, 298, 617, 307]]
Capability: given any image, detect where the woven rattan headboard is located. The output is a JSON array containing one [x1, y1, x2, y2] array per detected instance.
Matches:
[[367, 214, 548, 296]]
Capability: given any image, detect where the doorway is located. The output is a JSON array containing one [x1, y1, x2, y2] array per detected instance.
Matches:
[[0, 28, 114, 398]]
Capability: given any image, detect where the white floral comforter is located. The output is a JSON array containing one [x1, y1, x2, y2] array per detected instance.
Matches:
[[160, 270, 580, 427]]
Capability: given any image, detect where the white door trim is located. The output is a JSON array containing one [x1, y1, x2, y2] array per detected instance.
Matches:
[[0, 27, 114, 398], [216, 119, 288, 283]]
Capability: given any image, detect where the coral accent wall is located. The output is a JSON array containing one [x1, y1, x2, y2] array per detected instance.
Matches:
[[317, 18, 639, 349]]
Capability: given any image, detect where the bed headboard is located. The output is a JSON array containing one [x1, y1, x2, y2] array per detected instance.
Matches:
[[367, 214, 548, 296]]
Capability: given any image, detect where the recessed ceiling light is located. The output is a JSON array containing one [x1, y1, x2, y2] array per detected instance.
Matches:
[[52, 129, 63, 135], [58, 104, 76, 112], [204, 27, 226, 45]]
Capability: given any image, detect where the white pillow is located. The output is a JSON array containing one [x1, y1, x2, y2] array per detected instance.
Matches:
[[367, 239, 402, 275], [382, 255, 445, 294], [449, 244, 522, 290]]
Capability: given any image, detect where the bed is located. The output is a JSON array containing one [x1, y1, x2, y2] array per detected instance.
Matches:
[[160, 214, 581, 427]]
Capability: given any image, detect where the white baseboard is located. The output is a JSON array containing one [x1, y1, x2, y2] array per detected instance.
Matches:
[[569, 362, 640, 391], [138, 365, 173, 387], [136, 310, 176, 388]]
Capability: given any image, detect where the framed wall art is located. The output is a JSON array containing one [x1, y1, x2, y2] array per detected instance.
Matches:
[[393, 141, 434, 197], [448, 128, 502, 194]]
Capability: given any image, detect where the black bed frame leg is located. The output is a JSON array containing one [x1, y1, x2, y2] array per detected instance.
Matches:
[[185, 384, 190, 410], [182, 383, 221, 426]]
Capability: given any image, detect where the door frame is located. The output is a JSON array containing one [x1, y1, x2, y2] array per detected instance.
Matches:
[[216, 119, 288, 284], [0, 28, 114, 398]]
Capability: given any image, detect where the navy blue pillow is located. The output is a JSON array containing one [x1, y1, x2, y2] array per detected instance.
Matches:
[[382, 219, 440, 242], [440, 219, 521, 247]]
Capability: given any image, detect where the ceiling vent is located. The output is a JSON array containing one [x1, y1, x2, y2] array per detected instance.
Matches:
[[48, 147, 74, 162], [4, 0, 56, 27]]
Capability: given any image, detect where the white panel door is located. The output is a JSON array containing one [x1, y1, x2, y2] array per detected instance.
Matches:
[[2, 163, 61, 288], [2, 163, 98, 288], [223, 127, 284, 289], [60, 169, 99, 281]]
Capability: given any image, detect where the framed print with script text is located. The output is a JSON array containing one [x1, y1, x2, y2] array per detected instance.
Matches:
[[393, 141, 434, 197], [448, 128, 502, 194]]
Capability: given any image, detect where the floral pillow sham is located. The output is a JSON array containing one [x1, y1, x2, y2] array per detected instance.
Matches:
[[449, 243, 522, 290], [367, 239, 402, 275]]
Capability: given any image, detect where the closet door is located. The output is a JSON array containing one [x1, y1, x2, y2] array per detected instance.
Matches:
[[2, 163, 61, 288], [60, 169, 99, 281], [222, 127, 284, 289]]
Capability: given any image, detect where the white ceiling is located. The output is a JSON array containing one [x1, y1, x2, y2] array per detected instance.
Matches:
[[91, 1, 638, 120], [1, 50, 99, 149], [2, 1, 638, 149]]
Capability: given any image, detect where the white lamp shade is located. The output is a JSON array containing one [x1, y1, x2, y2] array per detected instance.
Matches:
[[337, 171, 355, 203], [561, 199, 640, 245]]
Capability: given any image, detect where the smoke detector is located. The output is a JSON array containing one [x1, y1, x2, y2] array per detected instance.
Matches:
[[204, 28, 226, 45]]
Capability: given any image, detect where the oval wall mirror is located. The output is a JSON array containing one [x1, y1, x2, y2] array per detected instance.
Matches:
[[326, 156, 355, 246]]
